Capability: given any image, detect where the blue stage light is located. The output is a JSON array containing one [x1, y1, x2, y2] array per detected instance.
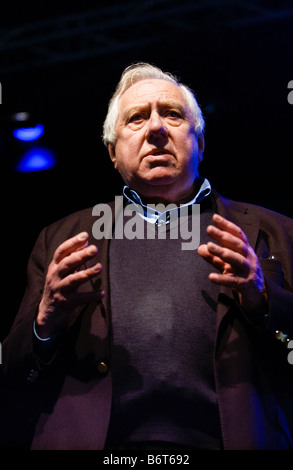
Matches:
[[17, 148, 56, 172], [13, 123, 44, 141]]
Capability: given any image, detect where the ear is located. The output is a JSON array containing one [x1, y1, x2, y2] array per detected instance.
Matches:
[[107, 143, 117, 169], [197, 132, 205, 162]]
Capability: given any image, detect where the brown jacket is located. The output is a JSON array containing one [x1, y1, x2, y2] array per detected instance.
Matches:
[[3, 190, 293, 449]]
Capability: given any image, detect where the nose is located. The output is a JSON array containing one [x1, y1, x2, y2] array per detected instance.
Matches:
[[146, 111, 168, 142]]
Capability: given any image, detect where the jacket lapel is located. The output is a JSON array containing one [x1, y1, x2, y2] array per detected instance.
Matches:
[[213, 190, 261, 330]]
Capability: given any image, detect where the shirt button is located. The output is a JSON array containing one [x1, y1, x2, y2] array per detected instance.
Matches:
[[96, 361, 109, 375]]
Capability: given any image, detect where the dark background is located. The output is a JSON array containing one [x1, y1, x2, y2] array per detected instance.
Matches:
[[0, 0, 293, 340]]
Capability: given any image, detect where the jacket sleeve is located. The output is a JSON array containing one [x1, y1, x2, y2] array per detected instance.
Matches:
[[0, 227, 62, 445], [2, 215, 82, 385], [2, 205, 97, 385], [259, 212, 293, 342], [1, 221, 87, 447], [2, 227, 50, 384], [216, 193, 293, 342]]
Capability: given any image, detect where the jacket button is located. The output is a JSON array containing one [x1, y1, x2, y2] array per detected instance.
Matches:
[[96, 361, 109, 375]]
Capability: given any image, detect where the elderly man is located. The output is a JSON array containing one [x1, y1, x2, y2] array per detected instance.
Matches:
[[2, 63, 293, 450]]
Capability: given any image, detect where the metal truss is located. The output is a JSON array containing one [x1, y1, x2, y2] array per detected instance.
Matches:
[[1, 0, 293, 75]]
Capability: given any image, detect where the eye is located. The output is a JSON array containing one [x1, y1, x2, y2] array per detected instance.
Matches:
[[166, 110, 182, 119], [128, 113, 144, 123]]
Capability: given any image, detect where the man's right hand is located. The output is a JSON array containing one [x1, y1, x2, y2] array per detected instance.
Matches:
[[35, 232, 104, 339]]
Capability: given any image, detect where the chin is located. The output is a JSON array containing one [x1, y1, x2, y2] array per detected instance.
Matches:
[[144, 168, 176, 185]]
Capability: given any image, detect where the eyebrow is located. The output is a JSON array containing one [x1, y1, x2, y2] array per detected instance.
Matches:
[[121, 100, 187, 121]]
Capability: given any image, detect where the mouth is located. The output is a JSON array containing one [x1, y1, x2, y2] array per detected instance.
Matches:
[[143, 152, 173, 169], [151, 150, 168, 156], [144, 149, 173, 158]]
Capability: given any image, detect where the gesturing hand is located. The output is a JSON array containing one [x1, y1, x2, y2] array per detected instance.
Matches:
[[197, 213, 268, 313], [36, 232, 104, 338]]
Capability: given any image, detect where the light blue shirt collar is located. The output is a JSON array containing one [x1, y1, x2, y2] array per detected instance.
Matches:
[[123, 178, 211, 225]]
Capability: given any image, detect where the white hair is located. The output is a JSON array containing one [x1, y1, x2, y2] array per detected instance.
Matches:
[[102, 62, 205, 146]]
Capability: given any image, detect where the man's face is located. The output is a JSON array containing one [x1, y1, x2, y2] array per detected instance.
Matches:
[[108, 79, 204, 203]]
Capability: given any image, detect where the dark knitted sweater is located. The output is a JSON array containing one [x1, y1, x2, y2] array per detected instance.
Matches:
[[106, 202, 222, 449]]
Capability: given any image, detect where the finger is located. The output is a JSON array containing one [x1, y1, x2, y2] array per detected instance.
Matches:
[[54, 232, 89, 264], [198, 244, 226, 271], [207, 241, 249, 274], [58, 244, 99, 278], [208, 272, 240, 289], [206, 225, 248, 257], [212, 214, 248, 242], [60, 262, 103, 291]]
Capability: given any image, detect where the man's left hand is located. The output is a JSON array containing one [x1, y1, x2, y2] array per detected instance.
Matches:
[[197, 213, 268, 313]]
